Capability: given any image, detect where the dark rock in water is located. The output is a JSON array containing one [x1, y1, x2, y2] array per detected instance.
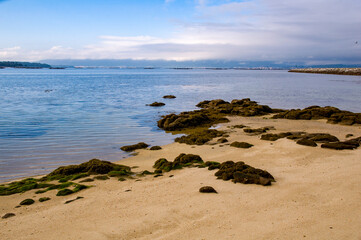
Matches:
[[217, 137, 228, 143], [157, 110, 228, 131], [153, 154, 203, 172], [56, 189, 74, 196], [175, 129, 224, 145], [199, 186, 217, 193], [272, 106, 361, 126], [2, 213, 15, 219], [296, 138, 317, 147], [163, 95, 176, 99], [214, 161, 274, 186], [121, 142, 149, 152], [46, 159, 131, 178], [39, 197, 51, 202], [150, 146, 162, 150], [230, 141, 253, 148], [147, 102, 165, 107], [20, 198, 35, 205]]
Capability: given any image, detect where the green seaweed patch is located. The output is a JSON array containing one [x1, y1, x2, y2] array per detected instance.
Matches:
[[20, 198, 35, 205], [0, 178, 53, 196], [230, 141, 253, 148], [56, 189, 74, 196], [39, 197, 51, 202], [174, 129, 225, 145], [215, 161, 274, 186], [153, 153, 203, 172], [93, 175, 110, 180], [120, 142, 149, 152], [79, 178, 94, 183], [141, 170, 153, 175], [204, 161, 221, 170], [45, 159, 131, 180], [108, 169, 131, 177]]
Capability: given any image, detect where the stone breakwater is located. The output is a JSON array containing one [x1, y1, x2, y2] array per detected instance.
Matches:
[[289, 68, 361, 76]]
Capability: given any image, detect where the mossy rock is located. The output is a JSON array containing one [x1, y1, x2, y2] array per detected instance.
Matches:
[[46, 159, 131, 179], [108, 170, 131, 177], [148, 102, 165, 107], [204, 161, 221, 170], [118, 177, 126, 181], [296, 138, 317, 147], [120, 142, 149, 152], [141, 170, 153, 175], [0, 178, 54, 196], [153, 154, 203, 172], [39, 197, 51, 202], [20, 198, 35, 205], [230, 141, 253, 148], [214, 161, 274, 186], [163, 95, 176, 99], [150, 146, 162, 150], [79, 178, 94, 183], [199, 186, 217, 193], [93, 175, 110, 180], [243, 128, 268, 135], [56, 189, 74, 196], [2, 213, 15, 219], [174, 129, 224, 145]]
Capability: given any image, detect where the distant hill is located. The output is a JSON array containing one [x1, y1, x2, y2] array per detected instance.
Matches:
[[0, 61, 51, 69]]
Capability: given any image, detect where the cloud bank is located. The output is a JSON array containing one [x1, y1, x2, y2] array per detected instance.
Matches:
[[1, 0, 361, 64]]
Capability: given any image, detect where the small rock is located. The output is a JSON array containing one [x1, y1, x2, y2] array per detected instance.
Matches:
[[2, 213, 15, 219], [163, 95, 176, 99], [199, 186, 217, 193], [296, 138, 317, 147], [147, 102, 165, 107], [20, 199, 35, 205]]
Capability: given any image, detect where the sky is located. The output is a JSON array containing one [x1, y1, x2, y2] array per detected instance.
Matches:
[[0, 0, 360, 64]]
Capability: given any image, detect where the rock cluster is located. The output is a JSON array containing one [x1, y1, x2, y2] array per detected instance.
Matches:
[[214, 161, 275, 186], [272, 106, 361, 125], [153, 153, 203, 172]]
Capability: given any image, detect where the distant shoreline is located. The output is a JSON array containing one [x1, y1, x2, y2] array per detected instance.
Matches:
[[289, 68, 361, 76]]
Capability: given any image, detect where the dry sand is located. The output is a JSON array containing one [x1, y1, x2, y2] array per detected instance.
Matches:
[[1, 116, 361, 240]]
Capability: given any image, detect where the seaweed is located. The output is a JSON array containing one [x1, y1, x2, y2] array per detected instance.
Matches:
[[153, 154, 204, 172], [20, 198, 35, 205], [39, 197, 51, 202], [174, 129, 224, 145], [56, 189, 74, 196]]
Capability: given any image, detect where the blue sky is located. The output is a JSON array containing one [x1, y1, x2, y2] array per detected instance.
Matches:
[[0, 0, 360, 64]]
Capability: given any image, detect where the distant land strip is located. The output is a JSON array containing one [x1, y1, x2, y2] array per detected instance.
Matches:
[[289, 68, 361, 76]]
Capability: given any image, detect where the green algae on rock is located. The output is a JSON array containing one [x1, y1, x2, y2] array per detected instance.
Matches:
[[20, 198, 35, 205], [120, 142, 149, 152], [174, 129, 225, 145], [153, 154, 203, 172]]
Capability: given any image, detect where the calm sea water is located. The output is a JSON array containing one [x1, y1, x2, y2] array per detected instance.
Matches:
[[1, 68, 361, 182]]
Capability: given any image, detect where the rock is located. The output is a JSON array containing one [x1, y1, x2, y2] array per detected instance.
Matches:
[[199, 186, 217, 193], [346, 134, 354, 138], [230, 141, 253, 148], [321, 140, 359, 150], [120, 142, 149, 152], [39, 197, 51, 202], [175, 129, 224, 145], [46, 159, 131, 178], [306, 133, 339, 143], [147, 102, 165, 107], [153, 154, 203, 172], [79, 178, 94, 183], [296, 138, 317, 147], [20, 199, 35, 205], [243, 127, 268, 135], [214, 161, 274, 186], [150, 146, 162, 150], [65, 196, 84, 204], [204, 161, 221, 170], [217, 137, 228, 143], [163, 95, 176, 99], [56, 189, 74, 196], [2, 213, 15, 219]]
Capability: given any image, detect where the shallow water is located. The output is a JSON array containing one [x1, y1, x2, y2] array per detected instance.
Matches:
[[1, 68, 361, 182]]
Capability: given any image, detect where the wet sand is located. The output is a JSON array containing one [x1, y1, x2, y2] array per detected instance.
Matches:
[[1, 116, 361, 240]]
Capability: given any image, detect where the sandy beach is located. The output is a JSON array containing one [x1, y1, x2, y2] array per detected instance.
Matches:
[[1, 115, 361, 240]]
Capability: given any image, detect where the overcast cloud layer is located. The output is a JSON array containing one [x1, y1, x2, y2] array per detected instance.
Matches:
[[1, 0, 361, 64]]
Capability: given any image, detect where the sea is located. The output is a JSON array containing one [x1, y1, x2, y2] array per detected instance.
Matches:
[[1, 68, 361, 182]]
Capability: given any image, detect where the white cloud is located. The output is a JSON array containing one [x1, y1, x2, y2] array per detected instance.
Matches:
[[2, 0, 361, 63]]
